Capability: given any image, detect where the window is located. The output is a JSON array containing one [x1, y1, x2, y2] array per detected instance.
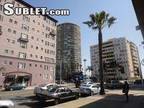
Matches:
[[8, 28, 11, 32], [11, 50, 14, 54], [14, 21, 17, 24], [0, 4, 3, 11], [7, 38, 10, 42], [22, 24, 29, 31], [5, 49, 8, 53], [46, 26, 50, 31], [9, 61, 13, 65], [45, 57, 54, 63], [0, 14, 3, 21], [29, 64, 32, 67], [12, 40, 15, 44], [20, 42, 27, 48], [40, 56, 43, 59], [36, 46, 38, 50], [9, 19, 13, 23], [30, 54, 33, 57], [0, 26, 2, 35], [18, 62, 26, 69], [35, 64, 37, 67], [31, 36, 34, 39], [21, 33, 28, 39], [35, 55, 38, 58], [23, 15, 30, 22], [13, 30, 16, 34], [19, 52, 26, 59], [32, 28, 35, 31]]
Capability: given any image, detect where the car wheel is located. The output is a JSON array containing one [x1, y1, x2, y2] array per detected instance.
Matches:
[[75, 94, 79, 99], [54, 99, 60, 105], [10, 88, 13, 91], [90, 91, 94, 96]]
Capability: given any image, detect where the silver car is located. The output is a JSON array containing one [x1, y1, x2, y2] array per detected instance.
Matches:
[[0, 100, 15, 108], [79, 83, 100, 96]]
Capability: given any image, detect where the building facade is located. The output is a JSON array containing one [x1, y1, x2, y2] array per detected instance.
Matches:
[[132, 0, 144, 41], [0, 0, 57, 87], [56, 23, 81, 80], [90, 37, 141, 82]]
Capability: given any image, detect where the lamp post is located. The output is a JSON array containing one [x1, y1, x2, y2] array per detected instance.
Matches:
[[83, 59, 87, 77]]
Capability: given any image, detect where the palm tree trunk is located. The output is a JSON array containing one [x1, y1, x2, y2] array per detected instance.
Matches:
[[98, 28, 105, 95]]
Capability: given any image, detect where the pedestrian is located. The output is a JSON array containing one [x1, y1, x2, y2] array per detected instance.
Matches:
[[122, 81, 129, 102]]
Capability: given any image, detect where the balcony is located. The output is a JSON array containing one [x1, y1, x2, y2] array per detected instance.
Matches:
[[18, 37, 29, 42], [49, 30, 56, 36]]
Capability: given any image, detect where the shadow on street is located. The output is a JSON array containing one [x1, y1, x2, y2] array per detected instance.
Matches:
[[79, 94, 144, 108]]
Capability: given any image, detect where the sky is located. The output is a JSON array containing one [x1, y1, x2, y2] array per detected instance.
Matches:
[[25, 0, 144, 76]]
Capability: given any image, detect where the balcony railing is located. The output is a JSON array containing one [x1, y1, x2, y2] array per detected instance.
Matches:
[[18, 37, 29, 42], [49, 30, 56, 36]]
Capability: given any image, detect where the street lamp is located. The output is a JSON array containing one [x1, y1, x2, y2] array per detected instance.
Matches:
[[83, 59, 87, 76]]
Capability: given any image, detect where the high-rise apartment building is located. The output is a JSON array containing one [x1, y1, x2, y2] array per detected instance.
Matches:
[[0, 0, 57, 87], [90, 37, 141, 82], [56, 23, 81, 80]]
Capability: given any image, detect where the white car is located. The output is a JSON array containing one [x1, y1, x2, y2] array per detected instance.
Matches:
[[79, 83, 100, 96], [34, 83, 57, 96], [0, 100, 15, 108]]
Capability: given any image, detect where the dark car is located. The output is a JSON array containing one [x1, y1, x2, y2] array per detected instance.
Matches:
[[5, 83, 26, 91], [106, 80, 123, 89], [38, 86, 79, 104]]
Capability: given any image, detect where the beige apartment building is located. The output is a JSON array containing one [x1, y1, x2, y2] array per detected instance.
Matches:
[[0, 0, 57, 87], [90, 37, 141, 82]]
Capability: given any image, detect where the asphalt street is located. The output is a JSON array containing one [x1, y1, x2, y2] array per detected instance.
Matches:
[[1, 89, 144, 108]]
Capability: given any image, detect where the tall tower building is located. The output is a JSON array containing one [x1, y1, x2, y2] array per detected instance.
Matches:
[[56, 23, 81, 80], [90, 37, 141, 82], [0, 0, 57, 87]]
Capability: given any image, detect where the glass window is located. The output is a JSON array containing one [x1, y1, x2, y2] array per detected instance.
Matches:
[[20, 42, 27, 48], [0, 25, 2, 35], [21, 33, 28, 39], [18, 62, 26, 69], [19, 52, 26, 59], [0, 14, 3, 21]]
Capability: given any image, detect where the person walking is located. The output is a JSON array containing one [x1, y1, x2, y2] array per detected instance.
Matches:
[[122, 81, 129, 102]]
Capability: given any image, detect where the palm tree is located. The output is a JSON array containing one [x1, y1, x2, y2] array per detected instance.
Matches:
[[84, 11, 116, 95]]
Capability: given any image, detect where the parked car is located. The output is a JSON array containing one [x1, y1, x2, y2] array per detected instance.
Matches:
[[37, 86, 79, 104], [0, 100, 15, 108], [79, 83, 100, 96], [5, 83, 26, 91], [34, 83, 57, 96], [106, 80, 123, 89]]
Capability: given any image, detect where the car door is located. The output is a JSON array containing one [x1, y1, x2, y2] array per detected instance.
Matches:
[[58, 88, 67, 100], [65, 88, 74, 99], [91, 85, 99, 94]]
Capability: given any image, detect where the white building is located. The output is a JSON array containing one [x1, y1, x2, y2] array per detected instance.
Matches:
[[90, 37, 141, 82]]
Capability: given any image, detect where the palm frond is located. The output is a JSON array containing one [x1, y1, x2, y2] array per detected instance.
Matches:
[[108, 17, 116, 28], [83, 21, 94, 27]]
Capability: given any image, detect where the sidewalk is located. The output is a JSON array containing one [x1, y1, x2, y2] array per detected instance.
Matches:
[[49, 90, 144, 108]]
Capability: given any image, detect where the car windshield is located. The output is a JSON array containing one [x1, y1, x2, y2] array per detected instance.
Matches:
[[48, 86, 58, 92], [82, 84, 91, 87]]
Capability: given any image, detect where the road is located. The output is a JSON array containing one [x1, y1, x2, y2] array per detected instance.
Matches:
[[0, 89, 144, 108]]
